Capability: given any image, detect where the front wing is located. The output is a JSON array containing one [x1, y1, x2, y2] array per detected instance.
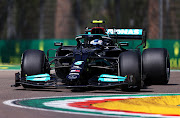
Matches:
[[12, 72, 129, 89]]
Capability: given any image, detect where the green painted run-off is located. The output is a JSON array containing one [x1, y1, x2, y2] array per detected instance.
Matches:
[[16, 94, 180, 118]]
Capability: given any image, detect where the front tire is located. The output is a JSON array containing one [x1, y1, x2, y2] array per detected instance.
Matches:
[[119, 51, 141, 91], [21, 49, 50, 88]]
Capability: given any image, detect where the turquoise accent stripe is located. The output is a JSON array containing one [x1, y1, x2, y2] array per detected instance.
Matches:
[[100, 74, 126, 79], [26, 74, 51, 81], [98, 74, 126, 82], [98, 77, 125, 82]]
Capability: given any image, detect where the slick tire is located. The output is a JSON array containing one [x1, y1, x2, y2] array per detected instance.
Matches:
[[142, 48, 170, 85], [119, 51, 141, 92], [21, 49, 49, 88]]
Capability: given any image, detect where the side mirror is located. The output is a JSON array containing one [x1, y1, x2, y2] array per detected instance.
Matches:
[[54, 42, 63, 46]]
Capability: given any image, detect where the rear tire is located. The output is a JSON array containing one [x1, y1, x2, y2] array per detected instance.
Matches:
[[142, 48, 170, 85], [21, 49, 50, 88], [119, 51, 141, 91]]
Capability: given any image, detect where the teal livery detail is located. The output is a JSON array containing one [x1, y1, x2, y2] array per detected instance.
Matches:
[[100, 74, 126, 79], [106, 29, 143, 35], [74, 61, 84, 65], [26, 74, 51, 81], [98, 78, 126, 82], [98, 74, 126, 82]]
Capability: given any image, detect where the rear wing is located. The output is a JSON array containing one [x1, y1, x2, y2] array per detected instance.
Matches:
[[106, 29, 146, 48]]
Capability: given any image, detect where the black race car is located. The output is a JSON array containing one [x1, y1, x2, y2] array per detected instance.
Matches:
[[13, 20, 170, 91]]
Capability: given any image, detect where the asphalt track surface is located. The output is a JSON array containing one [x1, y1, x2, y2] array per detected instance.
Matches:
[[1, 70, 180, 118]]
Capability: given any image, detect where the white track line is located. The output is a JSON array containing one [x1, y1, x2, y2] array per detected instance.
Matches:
[[3, 94, 180, 118]]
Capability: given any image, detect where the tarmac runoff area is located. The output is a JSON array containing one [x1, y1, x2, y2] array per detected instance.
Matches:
[[1, 70, 180, 118]]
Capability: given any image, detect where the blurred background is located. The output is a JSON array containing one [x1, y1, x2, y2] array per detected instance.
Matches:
[[0, 0, 179, 69], [1, 0, 178, 39]]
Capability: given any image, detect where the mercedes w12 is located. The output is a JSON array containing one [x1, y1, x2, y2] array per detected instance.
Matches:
[[12, 20, 170, 91]]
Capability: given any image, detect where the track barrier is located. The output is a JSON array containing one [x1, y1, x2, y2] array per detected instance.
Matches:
[[0, 39, 179, 69]]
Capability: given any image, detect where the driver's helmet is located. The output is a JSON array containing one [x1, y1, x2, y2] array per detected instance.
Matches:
[[90, 39, 103, 45]]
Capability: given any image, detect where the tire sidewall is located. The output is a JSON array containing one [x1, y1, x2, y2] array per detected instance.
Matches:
[[119, 50, 141, 91], [21, 49, 47, 77], [142, 48, 170, 85]]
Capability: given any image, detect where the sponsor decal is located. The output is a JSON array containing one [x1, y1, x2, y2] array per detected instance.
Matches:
[[71, 66, 82, 69], [69, 73, 79, 75], [106, 29, 142, 35], [74, 61, 84, 66], [70, 70, 80, 73]]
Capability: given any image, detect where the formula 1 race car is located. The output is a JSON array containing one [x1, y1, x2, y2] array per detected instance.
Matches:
[[12, 20, 170, 91]]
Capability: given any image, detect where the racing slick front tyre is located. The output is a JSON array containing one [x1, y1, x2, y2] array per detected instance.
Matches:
[[142, 48, 170, 85], [119, 51, 141, 92], [21, 49, 50, 88]]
